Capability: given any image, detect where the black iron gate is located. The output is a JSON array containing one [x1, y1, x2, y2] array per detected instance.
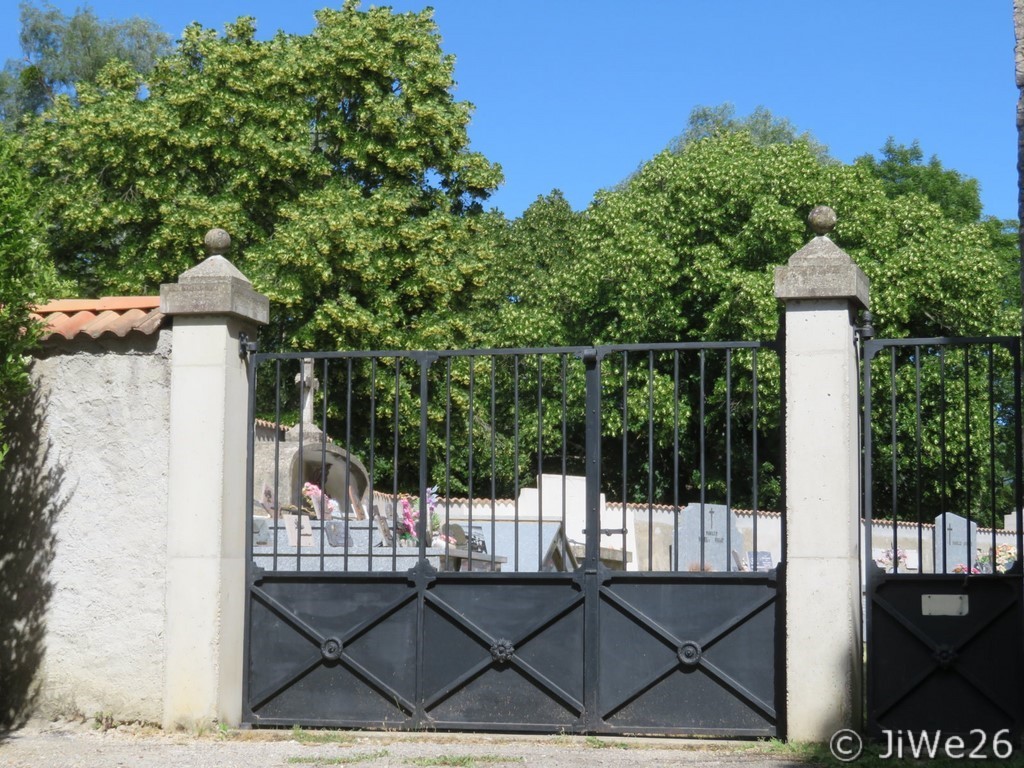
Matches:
[[862, 335, 1024, 738], [243, 342, 784, 735]]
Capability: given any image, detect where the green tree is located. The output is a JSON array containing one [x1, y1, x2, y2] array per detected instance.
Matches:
[[670, 103, 831, 161], [474, 190, 583, 348], [479, 109, 1019, 511], [494, 119, 1016, 351], [855, 138, 983, 224], [0, 131, 60, 469], [0, 1, 170, 123], [20, 3, 502, 352]]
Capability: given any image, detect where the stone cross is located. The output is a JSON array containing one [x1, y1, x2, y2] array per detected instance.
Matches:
[[296, 359, 319, 425]]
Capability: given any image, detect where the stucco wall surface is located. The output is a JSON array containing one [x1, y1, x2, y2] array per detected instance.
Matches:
[[31, 331, 171, 722]]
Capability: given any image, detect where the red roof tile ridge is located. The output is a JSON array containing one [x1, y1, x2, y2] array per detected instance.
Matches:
[[35, 296, 161, 314], [43, 311, 97, 339], [29, 296, 166, 342], [82, 309, 142, 338]]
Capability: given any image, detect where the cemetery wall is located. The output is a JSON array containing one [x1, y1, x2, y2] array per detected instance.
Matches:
[[28, 331, 172, 722]]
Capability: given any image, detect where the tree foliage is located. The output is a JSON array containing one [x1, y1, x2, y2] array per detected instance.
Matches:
[[0, 131, 59, 469], [477, 109, 1019, 511], [0, 1, 170, 123], [21, 2, 502, 352], [670, 103, 830, 162], [856, 138, 983, 225], [490, 127, 1018, 349]]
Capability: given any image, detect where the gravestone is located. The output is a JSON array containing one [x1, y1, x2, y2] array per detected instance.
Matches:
[[674, 503, 744, 572], [517, 474, 636, 571], [933, 512, 978, 573], [747, 551, 774, 572], [252, 516, 272, 546], [325, 519, 352, 548]]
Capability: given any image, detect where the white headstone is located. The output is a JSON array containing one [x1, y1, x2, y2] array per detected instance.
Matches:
[[516, 474, 636, 571], [675, 503, 744, 572], [933, 512, 978, 573]]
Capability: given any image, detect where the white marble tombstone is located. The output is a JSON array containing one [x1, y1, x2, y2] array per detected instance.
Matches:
[[674, 503, 744, 572], [933, 512, 978, 573]]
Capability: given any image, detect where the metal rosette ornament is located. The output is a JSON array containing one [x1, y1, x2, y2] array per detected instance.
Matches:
[[489, 638, 516, 664], [320, 637, 344, 662]]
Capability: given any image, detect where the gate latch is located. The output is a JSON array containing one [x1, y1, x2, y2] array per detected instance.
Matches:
[[582, 528, 628, 536]]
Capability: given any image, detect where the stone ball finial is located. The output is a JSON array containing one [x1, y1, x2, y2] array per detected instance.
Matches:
[[204, 228, 231, 256], [808, 206, 837, 236]]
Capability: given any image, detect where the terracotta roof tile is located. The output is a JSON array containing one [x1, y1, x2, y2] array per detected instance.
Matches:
[[31, 296, 166, 341]]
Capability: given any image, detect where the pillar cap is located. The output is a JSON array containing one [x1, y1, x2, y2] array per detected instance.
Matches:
[[159, 228, 269, 324], [774, 208, 870, 309]]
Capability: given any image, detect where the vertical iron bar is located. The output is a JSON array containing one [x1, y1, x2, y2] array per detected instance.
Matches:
[[414, 354, 429, 731], [343, 358, 353, 570], [444, 357, 452, 562], [319, 357, 328, 572], [915, 349, 923, 569], [513, 355, 520, 571], [1013, 339, 1023, 564], [646, 351, 654, 571], [538, 354, 545, 571], [751, 349, 759, 571], [726, 349, 733, 572], [673, 350, 680, 572], [418, 355, 430, 561], [776, 322, 786, 573], [468, 359, 475, 570], [273, 360, 282, 571], [583, 347, 602, 730], [988, 345, 997, 570], [561, 354, 568, 566], [699, 349, 706, 569], [368, 358, 377, 572], [622, 350, 629, 529], [964, 347, 973, 571], [489, 355, 497, 571], [392, 358, 401, 571], [940, 348, 948, 572], [296, 359, 305, 572], [889, 349, 897, 572]]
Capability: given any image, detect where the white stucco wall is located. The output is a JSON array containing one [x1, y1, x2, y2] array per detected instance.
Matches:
[[30, 330, 171, 722]]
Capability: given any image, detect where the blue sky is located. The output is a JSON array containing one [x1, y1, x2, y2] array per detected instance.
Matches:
[[1, 1, 1018, 221]]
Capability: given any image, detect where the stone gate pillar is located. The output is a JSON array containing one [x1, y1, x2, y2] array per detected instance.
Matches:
[[775, 207, 868, 741], [159, 229, 269, 728]]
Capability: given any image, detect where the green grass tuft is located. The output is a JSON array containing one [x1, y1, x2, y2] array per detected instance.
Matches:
[[285, 750, 388, 765]]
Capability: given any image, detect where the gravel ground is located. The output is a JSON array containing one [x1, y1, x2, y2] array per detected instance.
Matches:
[[0, 719, 814, 768]]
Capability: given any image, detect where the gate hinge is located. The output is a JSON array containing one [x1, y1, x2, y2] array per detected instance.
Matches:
[[239, 332, 259, 359], [855, 311, 875, 342]]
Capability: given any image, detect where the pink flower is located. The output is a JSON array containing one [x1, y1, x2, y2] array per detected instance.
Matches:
[[302, 482, 324, 518]]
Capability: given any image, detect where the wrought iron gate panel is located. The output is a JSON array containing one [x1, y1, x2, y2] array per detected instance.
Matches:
[[421, 574, 584, 730], [869, 577, 1023, 735], [596, 573, 780, 736], [246, 573, 419, 727], [243, 341, 784, 734], [862, 336, 1024, 738]]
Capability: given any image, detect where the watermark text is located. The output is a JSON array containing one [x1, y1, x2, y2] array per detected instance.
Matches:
[[829, 729, 1014, 761]]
